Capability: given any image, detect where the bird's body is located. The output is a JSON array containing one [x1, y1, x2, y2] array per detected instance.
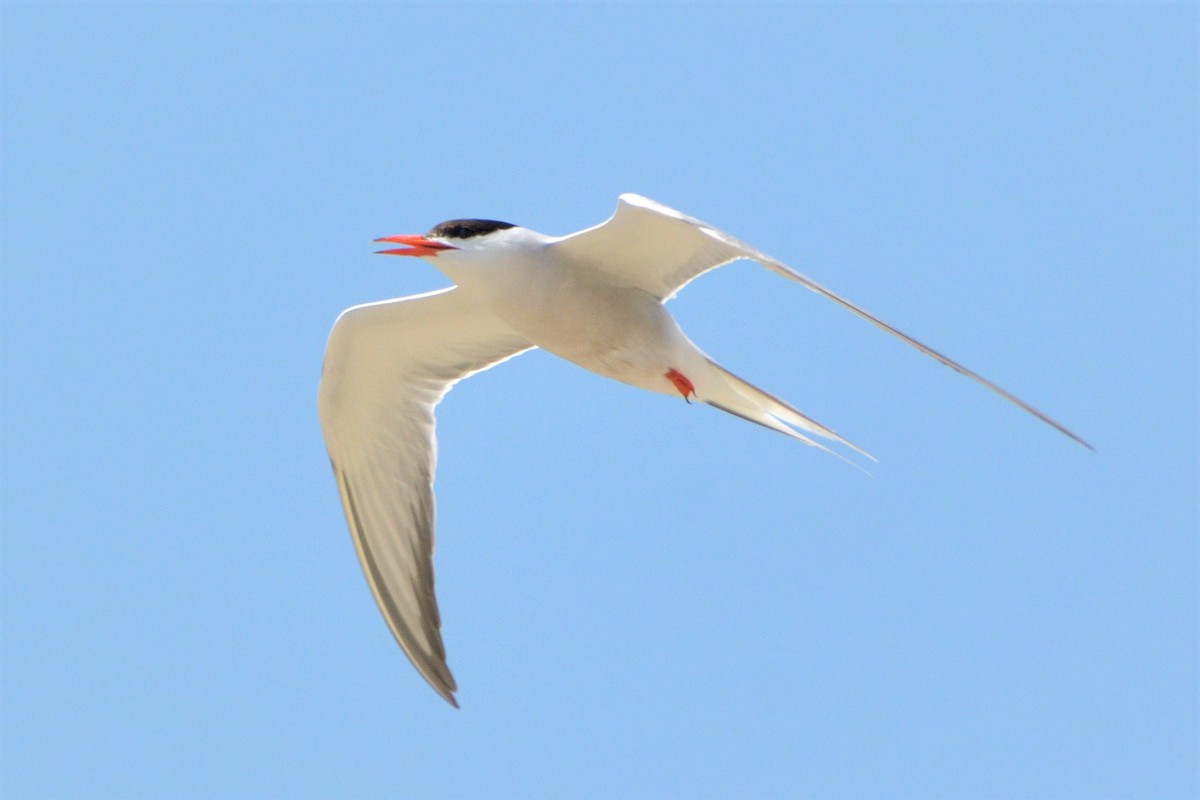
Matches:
[[499, 277, 696, 398], [412, 224, 698, 399], [318, 194, 1089, 707]]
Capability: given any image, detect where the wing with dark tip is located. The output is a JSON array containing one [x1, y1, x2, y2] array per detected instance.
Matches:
[[318, 287, 533, 706], [552, 194, 1092, 449]]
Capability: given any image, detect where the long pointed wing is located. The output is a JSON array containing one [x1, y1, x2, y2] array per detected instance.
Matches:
[[318, 287, 533, 706], [552, 194, 1092, 450]]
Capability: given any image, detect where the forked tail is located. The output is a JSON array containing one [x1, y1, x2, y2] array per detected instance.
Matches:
[[696, 359, 876, 468]]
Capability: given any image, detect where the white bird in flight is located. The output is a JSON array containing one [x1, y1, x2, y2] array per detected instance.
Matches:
[[318, 193, 1090, 706]]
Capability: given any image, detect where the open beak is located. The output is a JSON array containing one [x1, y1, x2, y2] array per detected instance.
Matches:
[[374, 235, 459, 257]]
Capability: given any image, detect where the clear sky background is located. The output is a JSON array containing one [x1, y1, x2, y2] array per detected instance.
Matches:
[[2, 3, 1196, 799]]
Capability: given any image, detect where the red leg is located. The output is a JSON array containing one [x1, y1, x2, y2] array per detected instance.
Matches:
[[665, 368, 695, 402]]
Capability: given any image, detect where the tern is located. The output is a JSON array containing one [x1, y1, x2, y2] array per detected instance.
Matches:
[[318, 193, 1090, 706]]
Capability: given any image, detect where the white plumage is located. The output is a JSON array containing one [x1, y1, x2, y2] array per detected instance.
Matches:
[[318, 194, 1089, 706]]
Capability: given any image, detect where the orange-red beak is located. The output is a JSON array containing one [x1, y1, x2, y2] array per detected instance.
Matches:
[[374, 235, 459, 257]]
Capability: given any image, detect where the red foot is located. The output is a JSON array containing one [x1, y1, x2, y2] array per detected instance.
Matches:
[[665, 368, 695, 403]]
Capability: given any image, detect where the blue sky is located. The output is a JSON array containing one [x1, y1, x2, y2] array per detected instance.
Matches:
[[2, 3, 1196, 798]]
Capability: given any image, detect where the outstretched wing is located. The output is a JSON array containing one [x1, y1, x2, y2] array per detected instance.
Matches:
[[318, 287, 533, 706], [552, 194, 1091, 449]]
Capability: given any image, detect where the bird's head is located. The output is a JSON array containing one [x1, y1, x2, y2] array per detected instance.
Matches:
[[374, 218, 521, 259]]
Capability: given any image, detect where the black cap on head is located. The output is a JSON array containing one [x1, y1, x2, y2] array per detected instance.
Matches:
[[426, 219, 516, 240]]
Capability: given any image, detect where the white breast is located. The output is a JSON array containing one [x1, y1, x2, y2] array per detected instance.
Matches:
[[446, 248, 691, 395]]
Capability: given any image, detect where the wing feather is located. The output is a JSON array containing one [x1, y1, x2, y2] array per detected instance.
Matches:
[[318, 287, 532, 706], [552, 194, 1091, 449]]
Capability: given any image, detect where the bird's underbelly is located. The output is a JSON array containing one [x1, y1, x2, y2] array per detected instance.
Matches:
[[484, 281, 691, 396], [551, 345, 672, 394]]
